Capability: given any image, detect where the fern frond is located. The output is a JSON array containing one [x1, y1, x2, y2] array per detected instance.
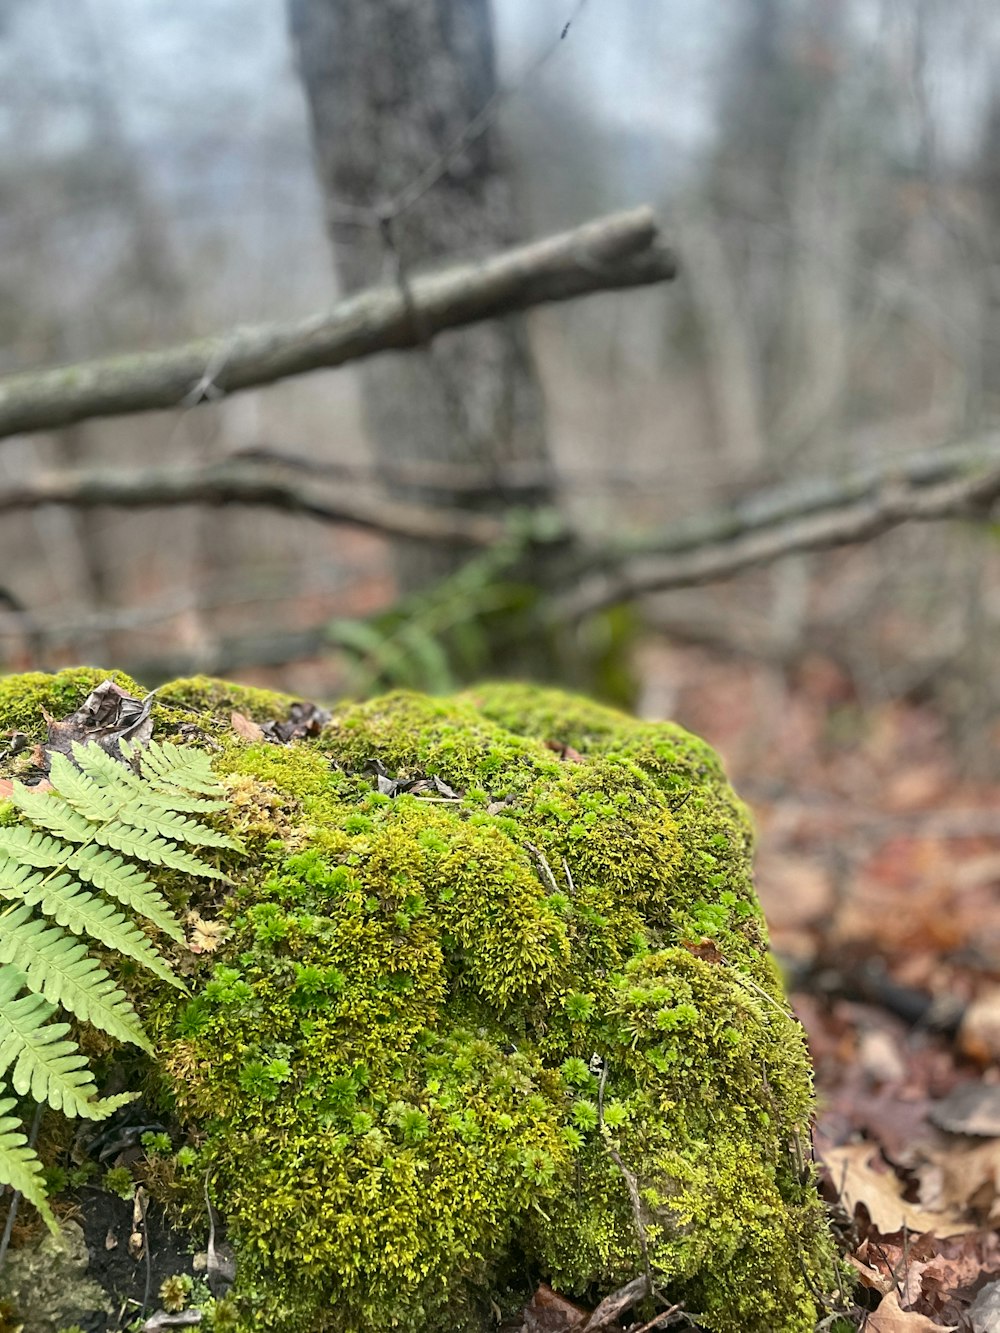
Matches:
[[112, 804, 234, 850], [49, 753, 234, 850], [96, 821, 230, 878], [0, 829, 185, 944], [0, 1095, 57, 1232], [0, 861, 181, 988], [0, 967, 136, 1119], [8, 783, 101, 842], [0, 906, 149, 1050], [124, 738, 227, 796], [0, 736, 238, 1223], [69, 847, 185, 944], [72, 742, 228, 814], [47, 752, 124, 824], [7, 788, 228, 879]]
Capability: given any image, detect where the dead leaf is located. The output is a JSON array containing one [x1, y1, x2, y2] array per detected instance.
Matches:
[[186, 911, 229, 955], [847, 1252, 895, 1295], [967, 1279, 1000, 1333], [42, 679, 154, 767], [260, 700, 330, 743], [543, 740, 585, 763], [866, 1290, 957, 1331], [521, 1283, 588, 1332], [230, 711, 265, 742], [683, 939, 725, 965], [930, 1083, 1000, 1138], [960, 990, 1000, 1065], [916, 1138, 1000, 1222], [822, 1143, 973, 1237]]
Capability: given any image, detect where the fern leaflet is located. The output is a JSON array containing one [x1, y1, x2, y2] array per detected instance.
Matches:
[[0, 1096, 55, 1231], [0, 966, 136, 1120], [0, 906, 148, 1050]]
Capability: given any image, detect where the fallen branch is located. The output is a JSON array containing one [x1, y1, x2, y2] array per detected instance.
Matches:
[[0, 462, 504, 546], [559, 437, 1000, 619], [3, 439, 997, 566], [0, 207, 675, 440]]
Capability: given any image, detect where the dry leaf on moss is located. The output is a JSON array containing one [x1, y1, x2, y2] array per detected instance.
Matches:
[[230, 711, 265, 742], [186, 910, 229, 955]]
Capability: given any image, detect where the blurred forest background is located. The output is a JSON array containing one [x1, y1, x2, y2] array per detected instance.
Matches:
[[2, 0, 999, 766]]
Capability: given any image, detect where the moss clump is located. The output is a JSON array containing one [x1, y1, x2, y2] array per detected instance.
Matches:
[[0, 671, 837, 1332], [0, 666, 141, 735]]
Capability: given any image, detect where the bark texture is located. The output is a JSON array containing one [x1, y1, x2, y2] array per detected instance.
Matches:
[[288, 0, 553, 587]]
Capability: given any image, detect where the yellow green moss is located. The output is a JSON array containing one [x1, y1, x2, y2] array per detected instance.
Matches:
[[0, 666, 141, 736], [0, 672, 837, 1332]]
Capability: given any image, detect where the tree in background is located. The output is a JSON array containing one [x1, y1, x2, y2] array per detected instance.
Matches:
[[287, 0, 553, 592]]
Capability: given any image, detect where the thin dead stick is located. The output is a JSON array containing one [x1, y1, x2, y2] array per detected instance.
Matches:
[[597, 1061, 654, 1299], [525, 842, 562, 896]]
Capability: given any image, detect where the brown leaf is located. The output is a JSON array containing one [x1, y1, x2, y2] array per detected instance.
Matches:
[[960, 990, 1000, 1065], [543, 740, 585, 763], [916, 1138, 1000, 1222], [866, 1290, 957, 1331], [521, 1284, 588, 1332], [230, 711, 265, 742], [930, 1083, 1000, 1138], [683, 938, 725, 965], [186, 911, 229, 956], [822, 1143, 973, 1238], [43, 679, 154, 767], [847, 1252, 896, 1296]]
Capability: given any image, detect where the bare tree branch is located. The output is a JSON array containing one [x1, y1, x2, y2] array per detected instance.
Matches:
[[0, 462, 505, 546], [0, 207, 675, 441], [1, 439, 997, 623], [559, 437, 1000, 619]]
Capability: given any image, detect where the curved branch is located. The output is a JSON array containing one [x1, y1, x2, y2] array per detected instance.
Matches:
[[558, 439, 1000, 619], [0, 464, 504, 546], [0, 207, 675, 440]]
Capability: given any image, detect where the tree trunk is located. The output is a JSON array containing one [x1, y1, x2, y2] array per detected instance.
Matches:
[[287, 0, 553, 591]]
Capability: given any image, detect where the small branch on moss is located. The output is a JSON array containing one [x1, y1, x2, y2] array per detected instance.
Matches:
[[581, 1274, 659, 1331], [596, 1060, 654, 1301], [0, 207, 676, 440], [525, 842, 561, 897], [628, 1302, 687, 1333], [562, 857, 576, 896]]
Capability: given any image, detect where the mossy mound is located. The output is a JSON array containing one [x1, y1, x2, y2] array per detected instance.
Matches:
[[0, 670, 836, 1332]]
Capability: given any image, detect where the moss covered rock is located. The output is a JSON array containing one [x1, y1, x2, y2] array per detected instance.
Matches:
[[0, 670, 836, 1332]]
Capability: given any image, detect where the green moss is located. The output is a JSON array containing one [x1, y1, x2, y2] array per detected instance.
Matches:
[[153, 675, 300, 740], [0, 666, 141, 738], [0, 672, 837, 1332]]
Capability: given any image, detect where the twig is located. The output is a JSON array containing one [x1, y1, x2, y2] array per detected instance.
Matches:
[[0, 207, 675, 440], [627, 1303, 685, 1333], [597, 1060, 654, 1299], [525, 842, 561, 896]]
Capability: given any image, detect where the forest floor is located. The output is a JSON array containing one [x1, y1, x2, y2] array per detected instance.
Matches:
[[637, 639, 1000, 1331]]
